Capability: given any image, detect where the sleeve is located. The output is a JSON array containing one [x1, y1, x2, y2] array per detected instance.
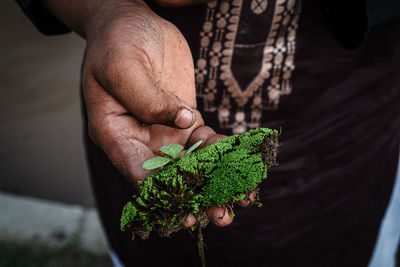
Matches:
[[366, 0, 400, 35], [324, 0, 400, 49], [15, 0, 71, 35]]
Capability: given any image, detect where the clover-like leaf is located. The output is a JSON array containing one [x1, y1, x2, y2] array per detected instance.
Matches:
[[142, 157, 172, 170], [185, 140, 203, 155], [158, 144, 184, 159]]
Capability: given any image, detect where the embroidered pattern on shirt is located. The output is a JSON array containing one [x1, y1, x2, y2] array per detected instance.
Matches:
[[195, 0, 301, 134]]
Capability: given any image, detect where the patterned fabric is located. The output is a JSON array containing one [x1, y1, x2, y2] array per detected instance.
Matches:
[[195, 0, 301, 133]]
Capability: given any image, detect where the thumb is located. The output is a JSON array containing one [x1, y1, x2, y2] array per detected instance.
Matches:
[[134, 87, 195, 129], [95, 60, 195, 129]]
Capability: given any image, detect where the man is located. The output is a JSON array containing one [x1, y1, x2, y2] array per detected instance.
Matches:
[[16, 0, 400, 266]]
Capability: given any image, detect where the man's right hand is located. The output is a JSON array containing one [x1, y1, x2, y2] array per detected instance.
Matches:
[[41, 0, 237, 227], [81, 0, 200, 183], [42, 0, 198, 177]]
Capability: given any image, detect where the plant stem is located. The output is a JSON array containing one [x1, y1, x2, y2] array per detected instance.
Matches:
[[197, 226, 206, 267]]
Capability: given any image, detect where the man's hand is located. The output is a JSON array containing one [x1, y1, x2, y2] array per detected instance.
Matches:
[[41, 0, 236, 227], [81, 1, 198, 183], [42, 0, 197, 180]]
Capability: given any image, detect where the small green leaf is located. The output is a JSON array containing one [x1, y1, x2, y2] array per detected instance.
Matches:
[[142, 157, 172, 170], [158, 144, 184, 159], [185, 140, 203, 155]]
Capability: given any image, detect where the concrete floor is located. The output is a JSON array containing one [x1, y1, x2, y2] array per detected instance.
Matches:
[[0, 191, 108, 254], [0, 1, 92, 206]]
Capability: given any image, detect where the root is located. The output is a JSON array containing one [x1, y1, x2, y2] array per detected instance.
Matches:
[[197, 226, 206, 267]]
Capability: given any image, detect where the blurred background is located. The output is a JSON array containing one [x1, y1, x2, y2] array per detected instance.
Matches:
[[0, 1, 399, 266], [0, 1, 91, 207], [0, 1, 110, 266]]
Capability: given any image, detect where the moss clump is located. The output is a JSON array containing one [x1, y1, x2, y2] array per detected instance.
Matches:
[[120, 128, 279, 239]]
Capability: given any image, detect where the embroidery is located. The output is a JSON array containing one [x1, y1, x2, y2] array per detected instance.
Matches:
[[251, 0, 268, 14], [195, 0, 301, 134]]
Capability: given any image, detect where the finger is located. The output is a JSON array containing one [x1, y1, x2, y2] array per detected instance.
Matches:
[[237, 190, 257, 207], [183, 212, 197, 228], [83, 74, 156, 186], [187, 126, 227, 149], [206, 205, 233, 227], [204, 134, 228, 146], [104, 137, 156, 186], [99, 61, 195, 128], [147, 109, 204, 151]]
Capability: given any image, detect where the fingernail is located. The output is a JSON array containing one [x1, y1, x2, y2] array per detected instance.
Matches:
[[183, 213, 197, 227], [175, 108, 194, 129]]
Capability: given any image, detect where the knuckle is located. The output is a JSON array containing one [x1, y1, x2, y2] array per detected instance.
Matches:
[[81, 68, 96, 93], [87, 116, 110, 146], [131, 48, 152, 68], [140, 101, 166, 122], [87, 116, 119, 153], [102, 59, 120, 85], [87, 122, 100, 145]]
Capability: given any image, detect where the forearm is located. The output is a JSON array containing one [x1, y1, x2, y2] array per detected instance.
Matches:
[[39, 0, 94, 38], [39, 0, 148, 39]]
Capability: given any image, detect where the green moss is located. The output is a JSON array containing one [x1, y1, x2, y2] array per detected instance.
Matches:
[[120, 202, 137, 231], [120, 128, 279, 238]]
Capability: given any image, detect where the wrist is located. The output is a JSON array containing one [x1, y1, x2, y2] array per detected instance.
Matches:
[[39, 0, 99, 38], [39, 0, 148, 39]]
